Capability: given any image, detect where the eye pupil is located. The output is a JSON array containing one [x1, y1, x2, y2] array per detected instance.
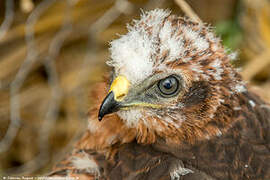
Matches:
[[158, 75, 180, 97], [163, 80, 173, 89]]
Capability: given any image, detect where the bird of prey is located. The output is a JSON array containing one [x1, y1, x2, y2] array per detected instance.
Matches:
[[49, 9, 270, 180]]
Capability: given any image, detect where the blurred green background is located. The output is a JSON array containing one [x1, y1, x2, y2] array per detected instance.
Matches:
[[0, 0, 269, 176]]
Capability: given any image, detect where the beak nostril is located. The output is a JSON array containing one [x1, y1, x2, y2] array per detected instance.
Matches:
[[109, 75, 130, 98], [115, 93, 126, 101], [98, 75, 130, 120]]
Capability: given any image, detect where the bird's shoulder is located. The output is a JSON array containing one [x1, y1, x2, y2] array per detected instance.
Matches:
[[49, 140, 214, 180], [157, 90, 270, 180], [49, 89, 270, 180]]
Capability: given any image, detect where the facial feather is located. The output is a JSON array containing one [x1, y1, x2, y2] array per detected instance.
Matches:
[[106, 9, 248, 144]]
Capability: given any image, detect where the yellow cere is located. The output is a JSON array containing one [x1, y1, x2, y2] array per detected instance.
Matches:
[[109, 75, 130, 101]]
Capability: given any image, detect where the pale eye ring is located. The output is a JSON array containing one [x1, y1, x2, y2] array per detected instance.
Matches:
[[158, 75, 179, 97]]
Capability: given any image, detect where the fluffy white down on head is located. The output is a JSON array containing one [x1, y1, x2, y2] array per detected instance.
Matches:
[[108, 9, 170, 84], [107, 9, 243, 127], [108, 9, 212, 84]]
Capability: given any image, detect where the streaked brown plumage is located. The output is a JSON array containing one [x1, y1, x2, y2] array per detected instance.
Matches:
[[49, 9, 270, 180]]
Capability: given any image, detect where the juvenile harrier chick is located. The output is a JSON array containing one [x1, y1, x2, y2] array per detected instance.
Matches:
[[50, 9, 270, 180]]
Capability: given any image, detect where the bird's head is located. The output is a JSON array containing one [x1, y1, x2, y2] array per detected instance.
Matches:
[[98, 9, 246, 144]]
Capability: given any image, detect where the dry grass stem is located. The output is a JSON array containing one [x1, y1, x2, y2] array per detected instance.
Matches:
[[174, 0, 202, 24], [0, 0, 269, 175], [241, 51, 270, 81]]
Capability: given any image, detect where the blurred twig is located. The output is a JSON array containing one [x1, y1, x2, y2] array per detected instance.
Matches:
[[2, 0, 268, 176], [241, 51, 270, 81], [74, 0, 134, 118], [174, 0, 202, 24], [240, 0, 270, 81], [0, 0, 14, 40], [4, 0, 74, 175], [0, 0, 58, 155]]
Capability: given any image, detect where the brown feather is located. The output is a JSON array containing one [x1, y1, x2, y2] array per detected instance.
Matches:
[[49, 10, 270, 180]]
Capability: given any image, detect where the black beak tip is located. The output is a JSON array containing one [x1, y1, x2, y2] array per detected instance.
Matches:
[[98, 105, 105, 121], [98, 115, 103, 121], [98, 91, 120, 121]]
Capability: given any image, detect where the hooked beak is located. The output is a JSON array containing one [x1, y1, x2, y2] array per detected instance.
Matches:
[[98, 76, 130, 121], [98, 91, 121, 121]]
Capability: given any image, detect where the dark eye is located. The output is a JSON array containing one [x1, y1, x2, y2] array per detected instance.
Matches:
[[158, 75, 180, 97]]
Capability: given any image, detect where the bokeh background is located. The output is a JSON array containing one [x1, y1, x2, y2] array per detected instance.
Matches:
[[0, 0, 270, 176]]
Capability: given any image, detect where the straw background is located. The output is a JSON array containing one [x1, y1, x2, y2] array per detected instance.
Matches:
[[0, 0, 269, 176]]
